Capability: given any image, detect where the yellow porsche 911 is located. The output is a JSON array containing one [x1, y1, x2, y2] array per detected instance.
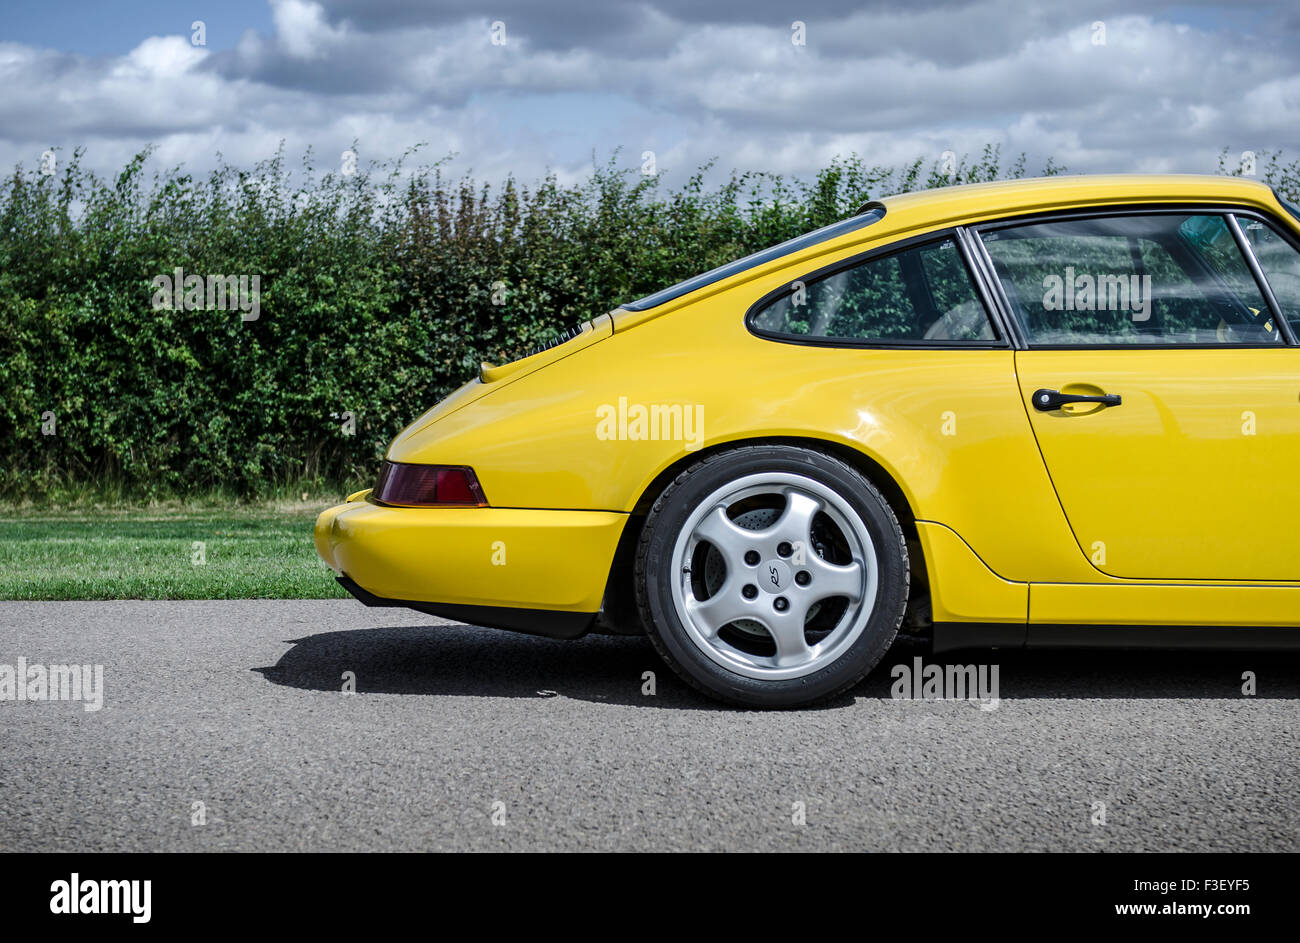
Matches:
[[316, 174, 1300, 706]]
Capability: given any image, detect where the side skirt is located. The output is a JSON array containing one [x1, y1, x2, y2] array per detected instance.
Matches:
[[933, 622, 1300, 654]]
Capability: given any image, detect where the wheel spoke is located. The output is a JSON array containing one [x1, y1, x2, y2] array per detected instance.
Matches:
[[693, 505, 753, 564], [772, 490, 820, 547], [685, 582, 751, 637], [805, 558, 864, 603], [764, 610, 813, 667]]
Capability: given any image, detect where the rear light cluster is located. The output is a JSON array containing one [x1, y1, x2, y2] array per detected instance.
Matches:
[[373, 461, 488, 507]]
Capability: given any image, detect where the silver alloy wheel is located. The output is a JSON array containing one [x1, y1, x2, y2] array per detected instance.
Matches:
[[669, 472, 879, 681]]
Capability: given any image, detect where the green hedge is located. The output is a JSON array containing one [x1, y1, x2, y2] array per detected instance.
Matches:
[[2, 143, 1291, 500]]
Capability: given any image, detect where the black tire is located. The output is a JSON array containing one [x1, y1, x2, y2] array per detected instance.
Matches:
[[634, 445, 909, 707]]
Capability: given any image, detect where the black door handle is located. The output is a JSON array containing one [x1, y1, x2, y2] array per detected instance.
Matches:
[[1032, 388, 1122, 411]]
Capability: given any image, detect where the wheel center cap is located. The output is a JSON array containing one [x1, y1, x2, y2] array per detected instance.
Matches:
[[759, 559, 791, 593]]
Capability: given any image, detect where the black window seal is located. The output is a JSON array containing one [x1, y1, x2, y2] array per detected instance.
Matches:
[[742, 227, 1009, 350], [971, 202, 1300, 350]]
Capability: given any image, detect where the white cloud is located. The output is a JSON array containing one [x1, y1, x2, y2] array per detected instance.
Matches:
[[119, 36, 207, 77], [0, 1, 1296, 193], [270, 0, 346, 60]]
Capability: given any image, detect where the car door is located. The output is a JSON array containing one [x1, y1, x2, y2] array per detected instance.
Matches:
[[977, 209, 1300, 582]]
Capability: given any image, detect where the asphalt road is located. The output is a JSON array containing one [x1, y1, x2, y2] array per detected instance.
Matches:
[[2, 600, 1297, 852]]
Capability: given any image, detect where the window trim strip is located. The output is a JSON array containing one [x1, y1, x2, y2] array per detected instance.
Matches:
[[957, 225, 1025, 348]]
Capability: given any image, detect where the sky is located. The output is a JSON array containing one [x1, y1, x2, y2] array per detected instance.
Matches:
[[1, 0, 1298, 192]]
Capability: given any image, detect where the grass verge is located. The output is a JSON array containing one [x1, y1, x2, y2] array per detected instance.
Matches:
[[0, 505, 348, 600]]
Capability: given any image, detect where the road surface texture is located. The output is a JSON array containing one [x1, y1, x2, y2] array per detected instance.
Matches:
[[2, 600, 1297, 852]]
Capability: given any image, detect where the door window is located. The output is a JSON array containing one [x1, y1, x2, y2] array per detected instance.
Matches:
[[980, 214, 1280, 346]]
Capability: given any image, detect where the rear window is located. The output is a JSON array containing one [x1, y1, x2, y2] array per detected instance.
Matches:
[[619, 207, 885, 312]]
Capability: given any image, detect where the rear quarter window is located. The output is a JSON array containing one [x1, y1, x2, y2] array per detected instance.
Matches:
[[749, 236, 996, 344]]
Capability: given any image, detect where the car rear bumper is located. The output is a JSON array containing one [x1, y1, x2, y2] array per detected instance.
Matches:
[[314, 499, 627, 638]]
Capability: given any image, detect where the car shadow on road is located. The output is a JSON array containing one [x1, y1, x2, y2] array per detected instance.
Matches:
[[254, 623, 740, 710], [252, 622, 1300, 708]]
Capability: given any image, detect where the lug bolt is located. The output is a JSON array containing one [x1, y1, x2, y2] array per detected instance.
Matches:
[[774, 596, 789, 612], [777, 541, 793, 558], [744, 550, 760, 565], [795, 571, 811, 586], [742, 584, 758, 600]]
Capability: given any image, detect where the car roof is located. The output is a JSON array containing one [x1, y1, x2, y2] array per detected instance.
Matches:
[[874, 173, 1274, 234]]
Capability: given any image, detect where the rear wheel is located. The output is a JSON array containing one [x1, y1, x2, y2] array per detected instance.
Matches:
[[634, 445, 908, 707]]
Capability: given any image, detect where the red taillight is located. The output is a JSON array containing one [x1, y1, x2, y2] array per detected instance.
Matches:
[[373, 462, 487, 507]]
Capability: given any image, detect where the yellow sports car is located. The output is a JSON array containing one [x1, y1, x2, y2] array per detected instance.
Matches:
[[316, 174, 1300, 706]]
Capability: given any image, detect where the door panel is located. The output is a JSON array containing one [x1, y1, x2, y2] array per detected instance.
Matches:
[[980, 211, 1300, 582], [1015, 348, 1300, 580]]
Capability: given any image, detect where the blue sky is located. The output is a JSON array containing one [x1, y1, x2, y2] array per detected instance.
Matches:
[[1, 1, 1297, 191], [3, 1, 273, 55]]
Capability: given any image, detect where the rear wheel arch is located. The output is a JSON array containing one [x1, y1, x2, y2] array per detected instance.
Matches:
[[598, 436, 931, 637], [631, 436, 917, 526]]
